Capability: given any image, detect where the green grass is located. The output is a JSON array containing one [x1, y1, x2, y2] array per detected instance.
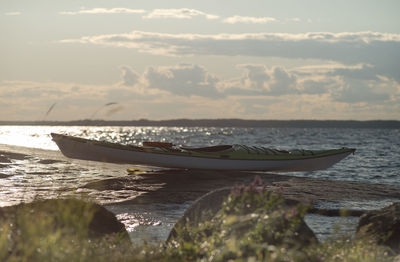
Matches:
[[0, 180, 395, 261]]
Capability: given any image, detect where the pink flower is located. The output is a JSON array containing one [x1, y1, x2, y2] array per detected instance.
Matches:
[[254, 176, 262, 186]]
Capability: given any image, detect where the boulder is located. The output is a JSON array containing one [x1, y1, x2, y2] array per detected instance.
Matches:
[[0, 198, 130, 244], [167, 187, 232, 241], [355, 202, 400, 254], [168, 182, 318, 252]]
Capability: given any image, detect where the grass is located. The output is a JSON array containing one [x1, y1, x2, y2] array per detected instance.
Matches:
[[0, 179, 395, 261]]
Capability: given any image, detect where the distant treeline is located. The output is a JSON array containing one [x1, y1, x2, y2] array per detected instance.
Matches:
[[1, 119, 400, 128]]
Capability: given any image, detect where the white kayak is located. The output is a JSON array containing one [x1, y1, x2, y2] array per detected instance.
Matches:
[[51, 133, 355, 172]]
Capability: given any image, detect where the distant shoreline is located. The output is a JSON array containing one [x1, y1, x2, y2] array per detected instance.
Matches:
[[1, 119, 400, 128]]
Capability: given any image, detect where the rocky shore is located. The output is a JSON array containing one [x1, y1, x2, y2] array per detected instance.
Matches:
[[1, 143, 400, 260], [82, 168, 400, 206], [2, 143, 399, 206], [1, 143, 400, 241], [1, 183, 399, 261]]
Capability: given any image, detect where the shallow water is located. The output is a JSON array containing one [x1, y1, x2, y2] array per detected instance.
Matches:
[[106, 202, 192, 245], [1, 125, 399, 186], [0, 125, 399, 242]]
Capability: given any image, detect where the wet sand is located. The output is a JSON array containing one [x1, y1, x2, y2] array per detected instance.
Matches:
[[1, 143, 400, 243]]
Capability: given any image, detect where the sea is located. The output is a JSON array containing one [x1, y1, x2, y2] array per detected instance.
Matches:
[[0, 125, 399, 242]]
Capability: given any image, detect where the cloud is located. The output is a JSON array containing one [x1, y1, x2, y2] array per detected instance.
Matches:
[[60, 8, 146, 15], [333, 83, 389, 104], [331, 76, 399, 104], [143, 64, 223, 98], [119, 62, 397, 105], [224, 65, 298, 96], [221, 62, 399, 107], [5, 12, 21, 16], [288, 18, 301, 22], [222, 15, 276, 24], [115, 64, 224, 99], [0, 80, 164, 120], [62, 30, 400, 50], [327, 64, 380, 81], [1, 60, 400, 121], [239, 64, 271, 91], [120, 64, 297, 99], [61, 30, 400, 82], [300, 78, 339, 95], [292, 63, 400, 103], [268, 67, 298, 96], [120, 66, 140, 86], [143, 8, 219, 20]]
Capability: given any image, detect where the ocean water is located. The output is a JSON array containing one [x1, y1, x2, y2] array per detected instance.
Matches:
[[0, 125, 399, 242], [1, 125, 399, 186]]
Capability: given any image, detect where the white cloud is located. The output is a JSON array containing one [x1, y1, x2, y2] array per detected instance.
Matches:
[[221, 63, 399, 106], [223, 15, 276, 24], [1, 60, 400, 120], [143, 8, 219, 20], [223, 65, 298, 96], [288, 18, 301, 22], [5, 12, 21, 16], [60, 8, 146, 15], [63, 30, 400, 47], [61, 30, 400, 82]]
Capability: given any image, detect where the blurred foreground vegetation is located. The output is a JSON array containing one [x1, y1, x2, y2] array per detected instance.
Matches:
[[0, 183, 395, 262]]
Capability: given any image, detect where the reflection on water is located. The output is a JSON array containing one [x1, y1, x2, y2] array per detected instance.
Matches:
[[0, 126, 82, 150], [0, 148, 140, 207], [0, 125, 399, 186], [107, 202, 192, 244], [0, 125, 399, 243], [305, 214, 359, 241]]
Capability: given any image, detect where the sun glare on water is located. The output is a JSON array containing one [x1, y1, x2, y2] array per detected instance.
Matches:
[[0, 126, 80, 150]]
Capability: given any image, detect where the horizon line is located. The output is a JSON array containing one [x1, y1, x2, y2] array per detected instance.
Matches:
[[0, 119, 399, 128]]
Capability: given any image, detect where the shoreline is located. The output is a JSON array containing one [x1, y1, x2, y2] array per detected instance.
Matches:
[[1, 143, 399, 242], [2, 142, 396, 206], [1, 119, 400, 128]]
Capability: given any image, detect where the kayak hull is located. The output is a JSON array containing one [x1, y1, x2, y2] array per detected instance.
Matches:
[[51, 133, 355, 172]]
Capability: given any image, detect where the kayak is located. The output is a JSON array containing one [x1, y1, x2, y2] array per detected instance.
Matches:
[[51, 133, 355, 172]]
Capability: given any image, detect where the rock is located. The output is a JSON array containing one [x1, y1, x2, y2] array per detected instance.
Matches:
[[168, 187, 232, 237], [308, 207, 366, 217], [37, 159, 64, 164], [0, 155, 11, 163], [0, 151, 28, 160], [0, 173, 11, 178], [92, 168, 400, 207], [168, 183, 318, 251], [0, 198, 131, 243], [355, 202, 400, 254]]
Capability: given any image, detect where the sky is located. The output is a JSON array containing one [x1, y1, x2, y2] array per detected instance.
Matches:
[[1, 0, 400, 121]]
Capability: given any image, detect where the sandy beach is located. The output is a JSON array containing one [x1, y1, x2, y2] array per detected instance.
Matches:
[[1, 143, 400, 243]]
